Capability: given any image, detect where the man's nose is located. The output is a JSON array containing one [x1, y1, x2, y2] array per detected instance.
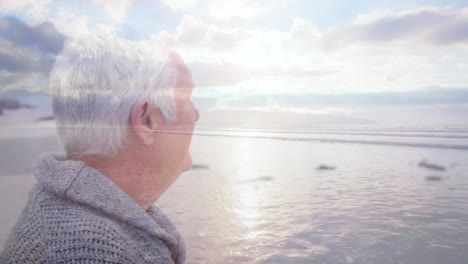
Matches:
[[194, 107, 200, 122]]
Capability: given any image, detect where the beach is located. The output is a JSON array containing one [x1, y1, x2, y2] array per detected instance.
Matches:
[[2, 2, 468, 262], [1, 125, 468, 263]]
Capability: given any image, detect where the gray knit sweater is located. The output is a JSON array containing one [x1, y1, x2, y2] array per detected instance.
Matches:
[[0, 153, 185, 264]]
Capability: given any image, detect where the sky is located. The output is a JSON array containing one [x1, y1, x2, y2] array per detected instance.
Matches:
[[1, 0, 468, 125]]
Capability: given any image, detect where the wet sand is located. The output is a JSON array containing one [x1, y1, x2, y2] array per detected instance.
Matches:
[[1, 127, 468, 263]]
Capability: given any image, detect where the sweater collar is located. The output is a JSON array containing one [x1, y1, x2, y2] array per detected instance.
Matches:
[[33, 152, 178, 249]]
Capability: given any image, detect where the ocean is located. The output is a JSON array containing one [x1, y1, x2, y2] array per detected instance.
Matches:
[[1, 124, 467, 263]]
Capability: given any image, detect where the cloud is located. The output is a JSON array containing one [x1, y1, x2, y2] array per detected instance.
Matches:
[[49, 8, 90, 37], [89, 0, 134, 23], [0, 17, 65, 54], [289, 18, 322, 51], [3, 4, 467, 97], [190, 89, 468, 125], [159, 0, 290, 20], [156, 7, 468, 59], [204, 0, 288, 21], [285, 88, 468, 106], [0, 0, 53, 23], [160, 0, 198, 11], [151, 11, 468, 92], [0, 39, 43, 72], [0, 17, 65, 92], [154, 15, 252, 51], [205, 88, 468, 111], [0, 71, 48, 91], [328, 7, 468, 47], [0, 0, 91, 37], [152, 15, 324, 67], [189, 61, 338, 87]]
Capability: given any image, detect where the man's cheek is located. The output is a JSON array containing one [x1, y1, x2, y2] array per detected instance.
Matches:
[[184, 154, 192, 171]]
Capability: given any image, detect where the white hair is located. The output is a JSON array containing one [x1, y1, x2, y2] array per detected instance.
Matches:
[[50, 31, 179, 157]]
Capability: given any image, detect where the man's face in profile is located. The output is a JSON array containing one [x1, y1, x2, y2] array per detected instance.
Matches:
[[148, 53, 199, 179], [171, 55, 199, 172]]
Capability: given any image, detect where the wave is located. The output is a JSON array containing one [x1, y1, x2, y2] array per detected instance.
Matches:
[[2, 125, 467, 150], [194, 128, 468, 139], [193, 132, 468, 151]]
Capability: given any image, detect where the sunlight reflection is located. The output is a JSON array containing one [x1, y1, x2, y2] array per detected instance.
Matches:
[[236, 189, 261, 228], [245, 230, 265, 240], [234, 138, 256, 181], [232, 139, 262, 230]]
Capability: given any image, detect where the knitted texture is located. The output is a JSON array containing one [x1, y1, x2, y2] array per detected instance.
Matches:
[[0, 153, 185, 264]]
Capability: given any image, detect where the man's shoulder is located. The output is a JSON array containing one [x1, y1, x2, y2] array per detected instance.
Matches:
[[21, 184, 115, 228], [28, 184, 143, 246], [1, 185, 144, 264]]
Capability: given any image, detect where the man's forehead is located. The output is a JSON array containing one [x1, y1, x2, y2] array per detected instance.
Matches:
[[169, 51, 183, 65], [169, 52, 190, 77], [171, 52, 190, 73], [169, 52, 194, 97], [177, 63, 193, 88]]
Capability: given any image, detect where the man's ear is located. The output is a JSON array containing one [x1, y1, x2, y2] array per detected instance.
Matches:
[[130, 100, 156, 145]]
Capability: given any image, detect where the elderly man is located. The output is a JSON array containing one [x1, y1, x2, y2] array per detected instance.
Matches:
[[0, 32, 198, 263]]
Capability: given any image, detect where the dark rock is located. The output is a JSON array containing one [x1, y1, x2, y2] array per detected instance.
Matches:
[[317, 164, 336, 170], [21, 103, 34, 109], [426, 175, 442, 181], [255, 176, 273, 181], [0, 98, 36, 116], [191, 164, 209, 170], [418, 160, 446, 171], [0, 99, 21, 110], [38, 115, 55, 121]]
